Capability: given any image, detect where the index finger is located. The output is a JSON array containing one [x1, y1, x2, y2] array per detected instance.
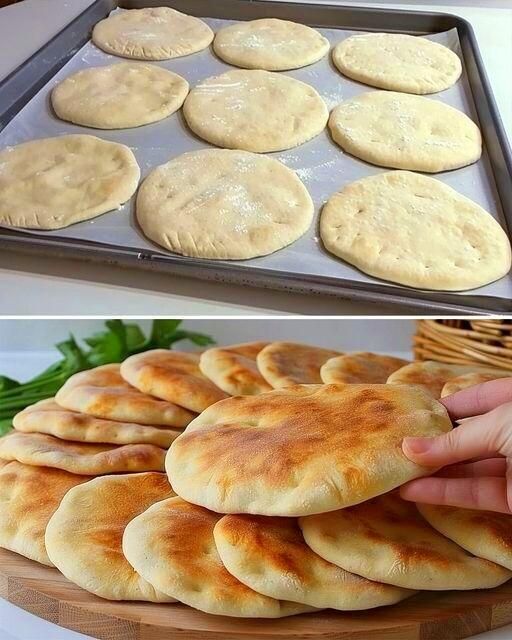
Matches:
[[441, 377, 512, 420]]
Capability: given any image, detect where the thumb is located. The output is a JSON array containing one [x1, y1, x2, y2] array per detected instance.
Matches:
[[402, 406, 511, 467]]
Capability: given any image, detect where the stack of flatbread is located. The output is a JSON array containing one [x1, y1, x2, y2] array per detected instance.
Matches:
[[1, 342, 511, 617]]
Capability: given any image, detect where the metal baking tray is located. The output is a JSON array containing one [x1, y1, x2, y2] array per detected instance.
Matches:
[[1, 0, 511, 315]]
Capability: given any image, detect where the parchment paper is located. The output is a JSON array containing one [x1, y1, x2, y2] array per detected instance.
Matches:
[[1, 10, 509, 301]]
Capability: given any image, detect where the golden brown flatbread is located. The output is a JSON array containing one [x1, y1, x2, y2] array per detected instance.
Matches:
[[441, 371, 512, 397], [121, 350, 229, 413], [14, 398, 182, 447], [387, 361, 497, 398], [321, 352, 409, 384], [55, 363, 194, 426], [0, 461, 90, 566], [418, 503, 512, 571], [167, 383, 451, 516], [0, 432, 165, 475], [257, 342, 342, 388], [300, 491, 511, 590], [45, 473, 175, 601], [199, 342, 272, 395], [123, 496, 314, 617], [214, 513, 413, 609]]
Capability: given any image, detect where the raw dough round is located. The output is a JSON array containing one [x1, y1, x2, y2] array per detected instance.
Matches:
[[320, 171, 511, 291], [333, 33, 462, 94], [213, 18, 329, 70], [183, 69, 329, 152], [92, 7, 213, 60], [52, 62, 189, 129], [0, 135, 140, 230], [329, 91, 481, 172], [136, 149, 313, 259]]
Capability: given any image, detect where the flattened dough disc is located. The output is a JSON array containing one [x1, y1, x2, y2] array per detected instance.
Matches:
[[213, 18, 329, 70], [328, 91, 481, 172], [136, 150, 314, 259], [92, 8, 213, 61], [333, 33, 461, 94], [52, 62, 189, 129], [183, 69, 328, 153], [0, 135, 139, 230], [320, 171, 511, 291]]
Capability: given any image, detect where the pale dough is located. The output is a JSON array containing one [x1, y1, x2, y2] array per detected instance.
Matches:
[[136, 149, 313, 260], [320, 171, 511, 291], [0, 135, 140, 230], [213, 18, 330, 71], [92, 7, 213, 61], [183, 69, 329, 153], [329, 91, 481, 172], [333, 33, 462, 94], [52, 62, 189, 129]]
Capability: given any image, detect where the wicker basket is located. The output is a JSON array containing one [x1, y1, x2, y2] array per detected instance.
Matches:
[[414, 320, 512, 371]]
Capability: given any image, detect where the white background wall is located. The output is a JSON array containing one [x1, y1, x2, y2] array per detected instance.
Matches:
[[0, 318, 415, 353]]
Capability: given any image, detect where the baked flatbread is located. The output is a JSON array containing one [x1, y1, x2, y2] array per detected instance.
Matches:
[[0, 135, 139, 230], [0, 432, 165, 475], [121, 350, 228, 413], [257, 342, 342, 388], [45, 473, 175, 601], [213, 18, 329, 70], [52, 62, 189, 129], [214, 514, 413, 610], [0, 461, 90, 566], [14, 398, 182, 448], [55, 363, 194, 426], [123, 496, 313, 617], [332, 33, 461, 94], [166, 384, 451, 516], [199, 342, 272, 395], [92, 7, 213, 60], [300, 491, 511, 590], [321, 352, 409, 384], [441, 371, 512, 397], [183, 69, 328, 153], [329, 92, 481, 172], [387, 360, 498, 399], [320, 171, 511, 291], [418, 503, 512, 571]]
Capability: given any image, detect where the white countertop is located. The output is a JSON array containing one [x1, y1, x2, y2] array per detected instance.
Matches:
[[0, 0, 510, 315], [1, 336, 512, 640]]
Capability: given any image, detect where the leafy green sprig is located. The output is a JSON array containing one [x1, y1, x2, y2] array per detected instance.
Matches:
[[0, 320, 214, 435]]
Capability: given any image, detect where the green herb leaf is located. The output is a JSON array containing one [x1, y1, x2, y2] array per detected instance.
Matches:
[[0, 375, 20, 392], [57, 335, 89, 372], [149, 319, 182, 348], [168, 330, 216, 347], [125, 323, 146, 351], [0, 319, 215, 427], [84, 322, 126, 366]]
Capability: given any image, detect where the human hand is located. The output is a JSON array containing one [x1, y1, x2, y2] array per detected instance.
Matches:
[[400, 377, 512, 514]]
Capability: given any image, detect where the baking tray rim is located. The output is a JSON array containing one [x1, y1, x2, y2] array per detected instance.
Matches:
[[0, 0, 511, 315]]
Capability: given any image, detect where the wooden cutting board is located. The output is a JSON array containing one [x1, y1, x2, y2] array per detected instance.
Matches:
[[1, 547, 512, 640]]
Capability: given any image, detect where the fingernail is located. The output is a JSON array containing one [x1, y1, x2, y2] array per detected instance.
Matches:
[[403, 437, 432, 455]]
